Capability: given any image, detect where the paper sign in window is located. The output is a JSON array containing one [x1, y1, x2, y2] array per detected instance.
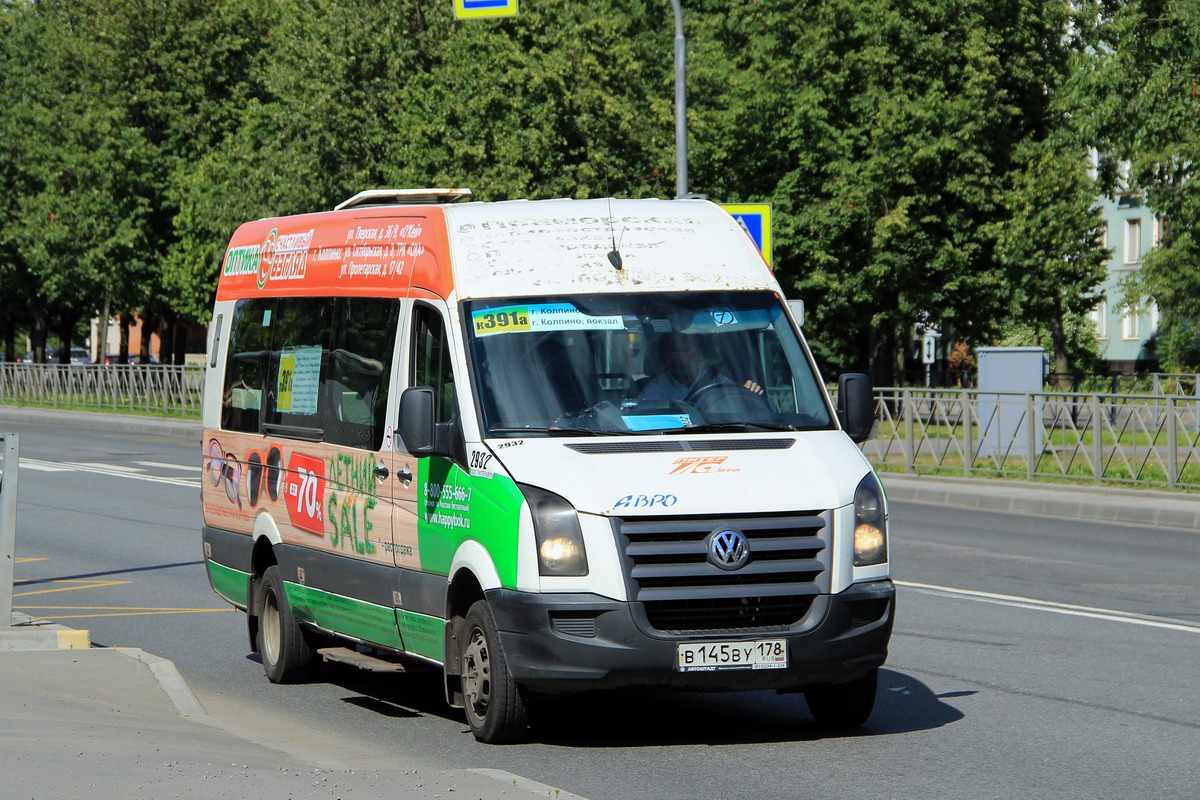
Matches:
[[278, 345, 322, 414]]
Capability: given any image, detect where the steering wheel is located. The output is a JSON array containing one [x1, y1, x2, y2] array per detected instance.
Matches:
[[687, 382, 771, 416]]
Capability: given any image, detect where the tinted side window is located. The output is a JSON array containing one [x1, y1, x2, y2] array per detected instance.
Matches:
[[326, 298, 400, 449], [221, 297, 400, 450], [221, 299, 275, 433]]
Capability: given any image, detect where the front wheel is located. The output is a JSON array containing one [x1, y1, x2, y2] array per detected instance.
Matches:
[[460, 600, 529, 743], [804, 668, 878, 728], [258, 565, 317, 684]]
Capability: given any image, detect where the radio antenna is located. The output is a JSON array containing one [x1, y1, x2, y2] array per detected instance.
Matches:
[[606, 188, 624, 271]]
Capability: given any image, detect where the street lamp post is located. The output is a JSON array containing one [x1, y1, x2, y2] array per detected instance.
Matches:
[[670, 0, 688, 199]]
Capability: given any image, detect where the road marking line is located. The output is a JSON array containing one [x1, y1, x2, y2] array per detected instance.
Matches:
[[18, 461, 70, 472], [20, 458, 198, 488], [15, 607, 233, 619], [14, 580, 131, 596], [897, 580, 1200, 634], [73, 461, 143, 473], [134, 460, 197, 472]]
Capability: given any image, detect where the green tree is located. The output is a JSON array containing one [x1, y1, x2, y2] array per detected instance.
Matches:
[[687, 0, 1035, 383], [993, 141, 1109, 383], [1071, 0, 1200, 370], [0, 1, 147, 361]]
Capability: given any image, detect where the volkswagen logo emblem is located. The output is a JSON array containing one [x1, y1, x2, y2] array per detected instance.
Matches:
[[707, 529, 750, 570]]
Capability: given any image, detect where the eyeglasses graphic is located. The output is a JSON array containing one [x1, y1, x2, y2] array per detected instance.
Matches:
[[208, 437, 242, 508]]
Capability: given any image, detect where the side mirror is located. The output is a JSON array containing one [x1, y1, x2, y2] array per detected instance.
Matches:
[[836, 373, 875, 444], [399, 387, 436, 456]]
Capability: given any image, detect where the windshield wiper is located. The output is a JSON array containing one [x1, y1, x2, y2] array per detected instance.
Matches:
[[487, 425, 630, 437], [547, 425, 629, 437], [670, 421, 797, 434]]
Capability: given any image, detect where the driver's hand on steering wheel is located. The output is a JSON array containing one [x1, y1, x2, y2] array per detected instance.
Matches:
[[743, 379, 764, 395]]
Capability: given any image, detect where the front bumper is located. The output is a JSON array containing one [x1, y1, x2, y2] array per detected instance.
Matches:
[[487, 579, 894, 694]]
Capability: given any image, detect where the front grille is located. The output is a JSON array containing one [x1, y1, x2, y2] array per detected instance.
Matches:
[[614, 511, 830, 633]]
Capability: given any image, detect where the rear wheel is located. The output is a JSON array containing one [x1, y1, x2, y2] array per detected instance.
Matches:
[[258, 565, 317, 684], [804, 668, 878, 728], [460, 600, 529, 743]]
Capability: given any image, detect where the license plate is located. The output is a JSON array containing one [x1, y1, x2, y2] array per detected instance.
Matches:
[[676, 639, 788, 672]]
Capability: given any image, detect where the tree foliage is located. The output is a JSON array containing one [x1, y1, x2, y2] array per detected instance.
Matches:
[[1, 0, 1169, 379], [1071, 0, 1200, 370]]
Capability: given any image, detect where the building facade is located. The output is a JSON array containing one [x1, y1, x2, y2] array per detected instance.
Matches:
[[1090, 193, 1162, 373]]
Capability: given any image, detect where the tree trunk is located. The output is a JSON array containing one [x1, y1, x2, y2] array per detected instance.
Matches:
[[118, 315, 131, 363], [1049, 309, 1071, 390], [868, 325, 898, 387]]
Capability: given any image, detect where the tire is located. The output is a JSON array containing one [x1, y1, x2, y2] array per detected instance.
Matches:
[[460, 600, 529, 744], [804, 668, 878, 728], [257, 565, 317, 684]]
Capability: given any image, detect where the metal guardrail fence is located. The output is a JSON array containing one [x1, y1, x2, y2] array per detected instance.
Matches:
[[3, 367, 1199, 491], [867, 387, 1200, 490], [0, 363, 204, 414]]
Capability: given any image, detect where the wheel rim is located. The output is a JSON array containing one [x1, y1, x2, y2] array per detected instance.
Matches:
[[461, 627, 492, 722], [262, 587, 281, 666]]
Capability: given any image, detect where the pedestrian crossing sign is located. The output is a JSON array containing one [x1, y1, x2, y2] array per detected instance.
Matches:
[[721, 203, 772, 267], [454, 0, 518, 19]]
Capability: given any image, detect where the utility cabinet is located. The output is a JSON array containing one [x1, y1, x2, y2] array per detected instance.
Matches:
[[977, 347, 1045, 458]]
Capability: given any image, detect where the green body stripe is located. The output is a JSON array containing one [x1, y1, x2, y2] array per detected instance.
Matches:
[[394, 608, 445, 663], [208, 560, 250, 607], [285, 582, 404, 651], [417, 457, 524, 587]]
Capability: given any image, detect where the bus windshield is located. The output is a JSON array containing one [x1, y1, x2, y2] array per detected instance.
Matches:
[[463, 291, 834, 436]]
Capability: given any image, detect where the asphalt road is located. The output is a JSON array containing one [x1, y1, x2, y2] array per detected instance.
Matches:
[[5, 415, 1199, 799]]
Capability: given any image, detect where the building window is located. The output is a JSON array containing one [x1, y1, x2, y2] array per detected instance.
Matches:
[[1089, 300, 1108, 340], [1122, 306, 1140, 341], [1124, 219, 1141, 264], [1152, 215, 1166, 248]]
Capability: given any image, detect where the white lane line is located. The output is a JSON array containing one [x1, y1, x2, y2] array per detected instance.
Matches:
[[19, 458, 198, 488], [897, 580, 1200, 634], [72, 461, 144, 473], [134, 460, 197, 472], [14, 461, 71, 472]]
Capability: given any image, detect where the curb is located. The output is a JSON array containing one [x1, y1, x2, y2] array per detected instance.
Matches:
[[2, 612, 91, 651], [883, 473, 1200, 531], [0, 406, 198, 440]]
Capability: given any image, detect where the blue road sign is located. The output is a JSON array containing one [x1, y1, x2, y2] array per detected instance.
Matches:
[[720, 203, 772, 267], [455, 0, 518, 18]]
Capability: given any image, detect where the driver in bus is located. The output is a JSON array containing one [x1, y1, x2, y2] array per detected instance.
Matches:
[[637, 331, 763, 402]]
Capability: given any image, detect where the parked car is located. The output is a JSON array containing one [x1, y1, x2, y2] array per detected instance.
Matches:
[[17, 348, 54, 363], [16, 347, 91, 364]]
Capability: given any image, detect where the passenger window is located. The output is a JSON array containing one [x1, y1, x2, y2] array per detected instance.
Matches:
[[326, 298, 400, 449], [221, 296, 400, 450], [221, 299, 276, 433]]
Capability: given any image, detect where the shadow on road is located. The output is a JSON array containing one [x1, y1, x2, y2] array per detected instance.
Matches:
[[15, 560, 204, 586], [315, 665, 964, 747]]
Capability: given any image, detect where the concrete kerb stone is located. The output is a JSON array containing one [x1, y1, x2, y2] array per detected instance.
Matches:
[[0, 406, 198, 440], [2, 611, 90, 651], [883, 473, 1200, 531]]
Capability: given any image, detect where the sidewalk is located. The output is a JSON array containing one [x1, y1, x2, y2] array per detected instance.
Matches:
[[1, 616, 586, 800]]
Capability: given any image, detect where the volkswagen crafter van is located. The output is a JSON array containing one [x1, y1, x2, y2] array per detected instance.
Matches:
[[201, 189, 893, 743]]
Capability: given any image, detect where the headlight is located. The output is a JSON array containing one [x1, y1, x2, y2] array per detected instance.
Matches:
[[853, 472, 888, 566], [520, 485, 589, 577]]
